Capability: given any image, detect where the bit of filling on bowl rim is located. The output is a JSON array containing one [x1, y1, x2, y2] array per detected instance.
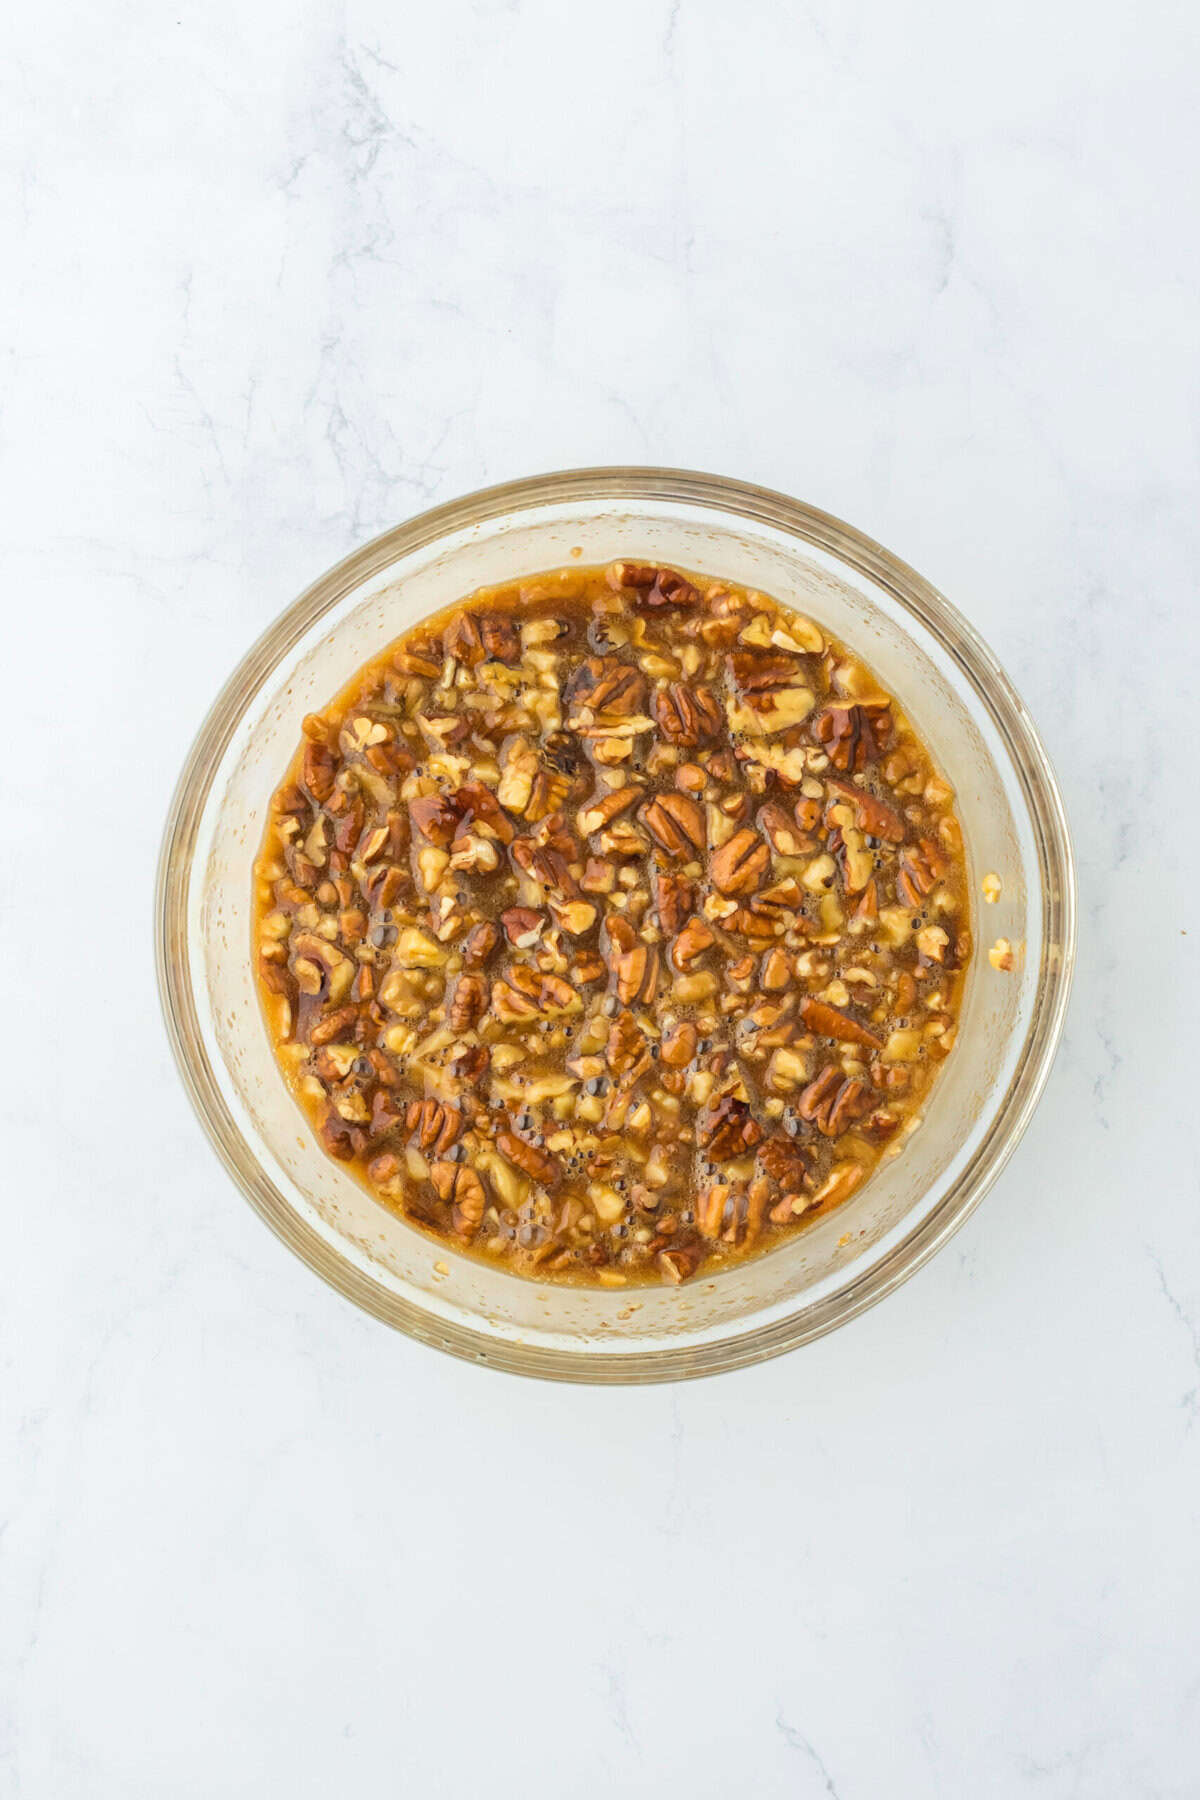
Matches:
[[254, 560, 972, 1286]]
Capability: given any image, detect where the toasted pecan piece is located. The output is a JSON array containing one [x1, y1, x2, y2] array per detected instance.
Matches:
[[799, 997, 884, 1049], [709, 827, 770, 896], [639, 792, 705, 857]]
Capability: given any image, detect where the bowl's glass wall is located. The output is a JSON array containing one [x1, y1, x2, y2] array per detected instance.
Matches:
[[159, 473, 1073, 1380]]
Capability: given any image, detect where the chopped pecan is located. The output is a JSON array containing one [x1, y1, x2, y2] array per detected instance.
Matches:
[[709, 826, 770, 895], [409, 793, 463, 846], [497, 1131, 561, 1186], [799, 997, 883, 1049], [449, 974, 487, 1032], [639, 792, 706, 858], [492, 965, 580, 1021], [723, 907, 780, 943], [457, 781, 516, 844], [542, 730, 583, 775], [578, 786, 642, 836], [697, 1096, 763, 1162], [609, 562, 701, 610], [657, 1243, 703, 1283], [796, 1067, 872, 1137], [654, 683, 722, 746], [654, 871, 695, 936], [317, 1106, 361, 1161], [729, 649, 802, 693], [606, 1010, 647, 1074], [443, 611, 484, 665], [510, 838, 581, 899], [449, 1042, 490, 1084], [661, 1021, 698, 1067], [563, 656, 648, 719], [308, 1004, 360, 1047], [368, 1087, 407, 1136], [502, 906, 546, 949], [430, 1161, 487, 1235], [826, 775, 906, 844], [526, 769, 572, 823], [618, 939, 660, 1005], [462, 920, 500, 968], [757, 802, 801, 855], [758, 1137, 811, 1190], [813, 703, 890, 771], [897, 838, 945, 907], [670, 916, 715, 970], [393, 641, 441, 678], [406, 1099, 464, 1155], [479, 611, 521, 664], [302, 739, 336, 803]]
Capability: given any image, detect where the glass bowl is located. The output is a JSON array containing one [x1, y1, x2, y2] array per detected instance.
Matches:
[[156, 468, 1075, 1382]]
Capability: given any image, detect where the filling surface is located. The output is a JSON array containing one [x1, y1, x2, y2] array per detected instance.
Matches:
[[254, 561, 971, 1285]]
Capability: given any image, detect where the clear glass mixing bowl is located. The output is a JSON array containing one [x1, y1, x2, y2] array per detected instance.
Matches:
[[156, 469, 1075, 1382]]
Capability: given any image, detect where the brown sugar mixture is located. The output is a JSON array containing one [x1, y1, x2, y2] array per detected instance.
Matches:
[[253, 562, 971, 1286]]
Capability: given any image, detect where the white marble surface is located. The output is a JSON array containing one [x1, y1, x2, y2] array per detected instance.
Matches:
[[4, 1, 1199, 1793]]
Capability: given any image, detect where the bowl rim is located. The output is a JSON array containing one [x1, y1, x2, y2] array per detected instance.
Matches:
[[156, 466, 1076, 1383]]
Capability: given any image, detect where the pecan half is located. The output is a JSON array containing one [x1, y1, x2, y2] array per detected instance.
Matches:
[[497, 1131, 561, 1186], [639, 792, 705, 858], [609, 562, 701, 611], [309, 1004, 360, 1047], [563, 656, 647, 719], [897, 838, 945, 907], [654, 683, 722, 747], [799, 997, 884, 1049], [406, 1099, 463, 1155], [479, 611, 521, 664], [796, 1067, 872, 1137], [654, 871, 695, 936], [429, 1161, 487, 1234], [813, 703, 890, 772], [618, 940, 660, 1005], [449, 974, 487, 1032], [709, 827, 770, 895], [302, 739, 336, 803], [729, 649, 802, 693], [698, 1096, 763, 1163], [510, 838, 582, 899]]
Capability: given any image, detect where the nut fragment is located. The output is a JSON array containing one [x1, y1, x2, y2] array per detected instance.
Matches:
[[797, 1067, 871, 1136], [430, 1161, 488, 1234], [799, 996, 883, 1049], [497, 1131, 561, 1186], [709, 827, 770, 896], [654, 683, 722, 746], [639, 792, 706, 858], [670, 916, 715, 971]]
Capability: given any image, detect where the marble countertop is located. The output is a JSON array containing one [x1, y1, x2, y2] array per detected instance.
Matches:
[[5, 1, 1198, 1794]]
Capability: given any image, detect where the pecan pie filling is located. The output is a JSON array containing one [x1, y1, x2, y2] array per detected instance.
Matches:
[[254, 562, 971, 1285]]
